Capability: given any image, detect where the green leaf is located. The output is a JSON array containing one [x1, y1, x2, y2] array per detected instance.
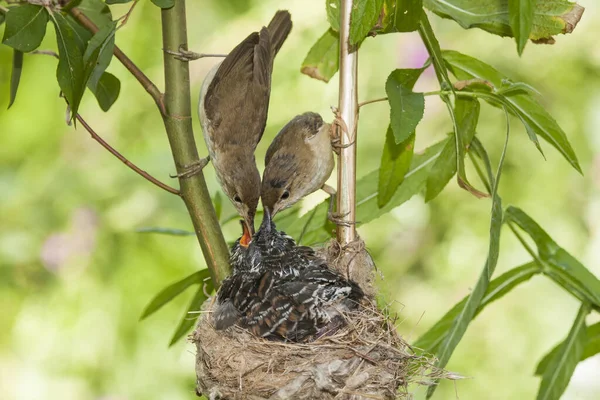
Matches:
[[2, 4, 48, 53], [378, 127, 415, 208], [536, 303, 590, 400], [169, 280, 214, 346], [0, 10, 6, 25], [136, 227, 196, 236], [106, 0, 133, 4], [424, 135, 455, 201], [300, 29, 339, 83], [141, 269, 211, 320], [427, 109, 509, 399], [67, 0, 113, 41], [83, 21, 116, 86], [214, 191, 223, 221], [89, 72, 120, 111], [386, 69, 425, 144], [50, 12, 86, 120], [508, 0, 534, 55], [349, 0, 384, 45], [415, 262, 540, 353], [505, 207, 600, 307], [423, 0, 584, 43], [326, 0, 341, 32], [277, 139, 448, 245], [394, 0, 423, 32], [8, 50, 23, 109], [418, 12, 451, 88], [443, 50, 581, 173], [152, 0, 175, 9], [536, 322, 600, 376]]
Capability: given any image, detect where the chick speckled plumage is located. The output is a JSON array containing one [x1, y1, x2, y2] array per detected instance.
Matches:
[[214, 212, 363, 342]]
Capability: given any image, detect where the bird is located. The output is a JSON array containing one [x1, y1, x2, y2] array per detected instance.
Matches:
[[213, 209, 363, 342], [176, 11, 292, 245], [261, 112, 335, 218]]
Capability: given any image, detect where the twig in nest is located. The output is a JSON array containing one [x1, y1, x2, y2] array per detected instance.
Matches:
[[75, 114, 180, 195]]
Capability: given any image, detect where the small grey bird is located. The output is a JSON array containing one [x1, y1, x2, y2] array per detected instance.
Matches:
[[191, 11, 292, 242], [261, 112, 335, 217]]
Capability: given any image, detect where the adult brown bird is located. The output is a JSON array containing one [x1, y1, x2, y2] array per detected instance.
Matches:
[[261, 112, 335, 217], [176, 11, 292, 246]]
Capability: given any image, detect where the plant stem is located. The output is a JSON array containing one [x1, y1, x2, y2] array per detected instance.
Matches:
[[69, 7, 166, 114], [336, 0, 358, 247], [76, 114, 180, 195], [357, 97, 387, 108], [161, 0, 230, 286]]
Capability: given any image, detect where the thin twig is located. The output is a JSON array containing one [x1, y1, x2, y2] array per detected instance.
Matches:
[[75, 114, 180, 195], [117, 0, 139, 29], [69, 7, 166, 115], [336, 0, 359, 247], [357, 97, 387, 108]]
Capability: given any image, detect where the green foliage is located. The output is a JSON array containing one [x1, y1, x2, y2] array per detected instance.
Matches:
[[394, 0, 423, 32], [151, 0, 175, 9], [423, 0, 582, 43], [536, 303, 590, 400], [8, 50, 23, 109], [170, 279, 214, 346], [378, 127, 415, 208], [300, 29, 339, 82], [326, 0, 383, 45], [2, 4, 48, 53], [424, 135, 455, 201], [385, 68, 425, 144], [509, 0, 534, 55]]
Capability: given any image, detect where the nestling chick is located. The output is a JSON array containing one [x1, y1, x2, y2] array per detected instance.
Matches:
[[213, 209, 363, 341], [261, 112, 334, 217], [198, 11, 292, 244]]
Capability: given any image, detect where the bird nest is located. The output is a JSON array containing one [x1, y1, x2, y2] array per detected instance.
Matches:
[[192, 241, 452, 400]]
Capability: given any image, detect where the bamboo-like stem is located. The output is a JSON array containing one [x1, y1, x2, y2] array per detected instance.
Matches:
[[75, 114, 180, 195], [336, 0, 358, 246], [69, 7, 166, 115], [161, 0, 230, 286]]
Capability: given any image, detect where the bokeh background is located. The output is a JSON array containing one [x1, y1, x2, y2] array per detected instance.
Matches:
[[1, 1, 599, 399]]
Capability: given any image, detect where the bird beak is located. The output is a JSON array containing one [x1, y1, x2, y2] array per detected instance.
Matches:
[[239, 220, 252, 247], [260, 208, 272, 233]]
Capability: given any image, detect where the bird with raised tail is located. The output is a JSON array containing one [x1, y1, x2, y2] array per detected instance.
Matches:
[[213, 209, 363, 342], [179, 11, 292, 246], [261, 112, 335, 217]]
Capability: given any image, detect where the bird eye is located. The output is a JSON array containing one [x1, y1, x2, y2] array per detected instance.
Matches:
[[233, 195, 242, 203], [281, 190, 290, 200]]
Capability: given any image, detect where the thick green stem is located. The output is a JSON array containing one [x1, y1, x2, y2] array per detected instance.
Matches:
[[161, 0, 230, 286]]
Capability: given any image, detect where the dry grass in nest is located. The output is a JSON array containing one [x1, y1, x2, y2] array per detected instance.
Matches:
[[193, 239, 455, 399]]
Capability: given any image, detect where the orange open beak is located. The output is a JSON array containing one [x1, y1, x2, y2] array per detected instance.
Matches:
[[239, 220, 252, 247]]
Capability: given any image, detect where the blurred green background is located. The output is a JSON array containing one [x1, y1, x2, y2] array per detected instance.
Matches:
[[1, 1, 599, 399]]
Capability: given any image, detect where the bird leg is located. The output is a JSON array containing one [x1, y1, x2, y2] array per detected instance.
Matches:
[[170, 156, 210, 179], [325, 187, 358, 228], [163, 45, 227, 62]]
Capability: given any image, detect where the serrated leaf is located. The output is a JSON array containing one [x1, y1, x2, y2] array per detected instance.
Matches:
[[2, 4, 48, 53], [89, 72, 120, 111], [378, 127, 415, 208], [50, 12, 86, 120], [443, 50, 581, 173], [386, 69, 425, 144], [152, 0, 175, 9], [536, 303, 590, 400], [349, 0, 384, 45], [423, 0, 584, 43], [536, 322, 600, 376], [425, 136, 455, 201], [415, 262, 540, 353], [301, 29, 339, 83], [276, 139, 448, 245], [427, 111, 509, 398], [395, 0, 423, 32], [505, 207, 600, 307], [169, 279, 213, 346], [141, 269, 211, 320], [509, 0, 534, 55], [136, 227, 196, 236], [8, 50, 23, 109]]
